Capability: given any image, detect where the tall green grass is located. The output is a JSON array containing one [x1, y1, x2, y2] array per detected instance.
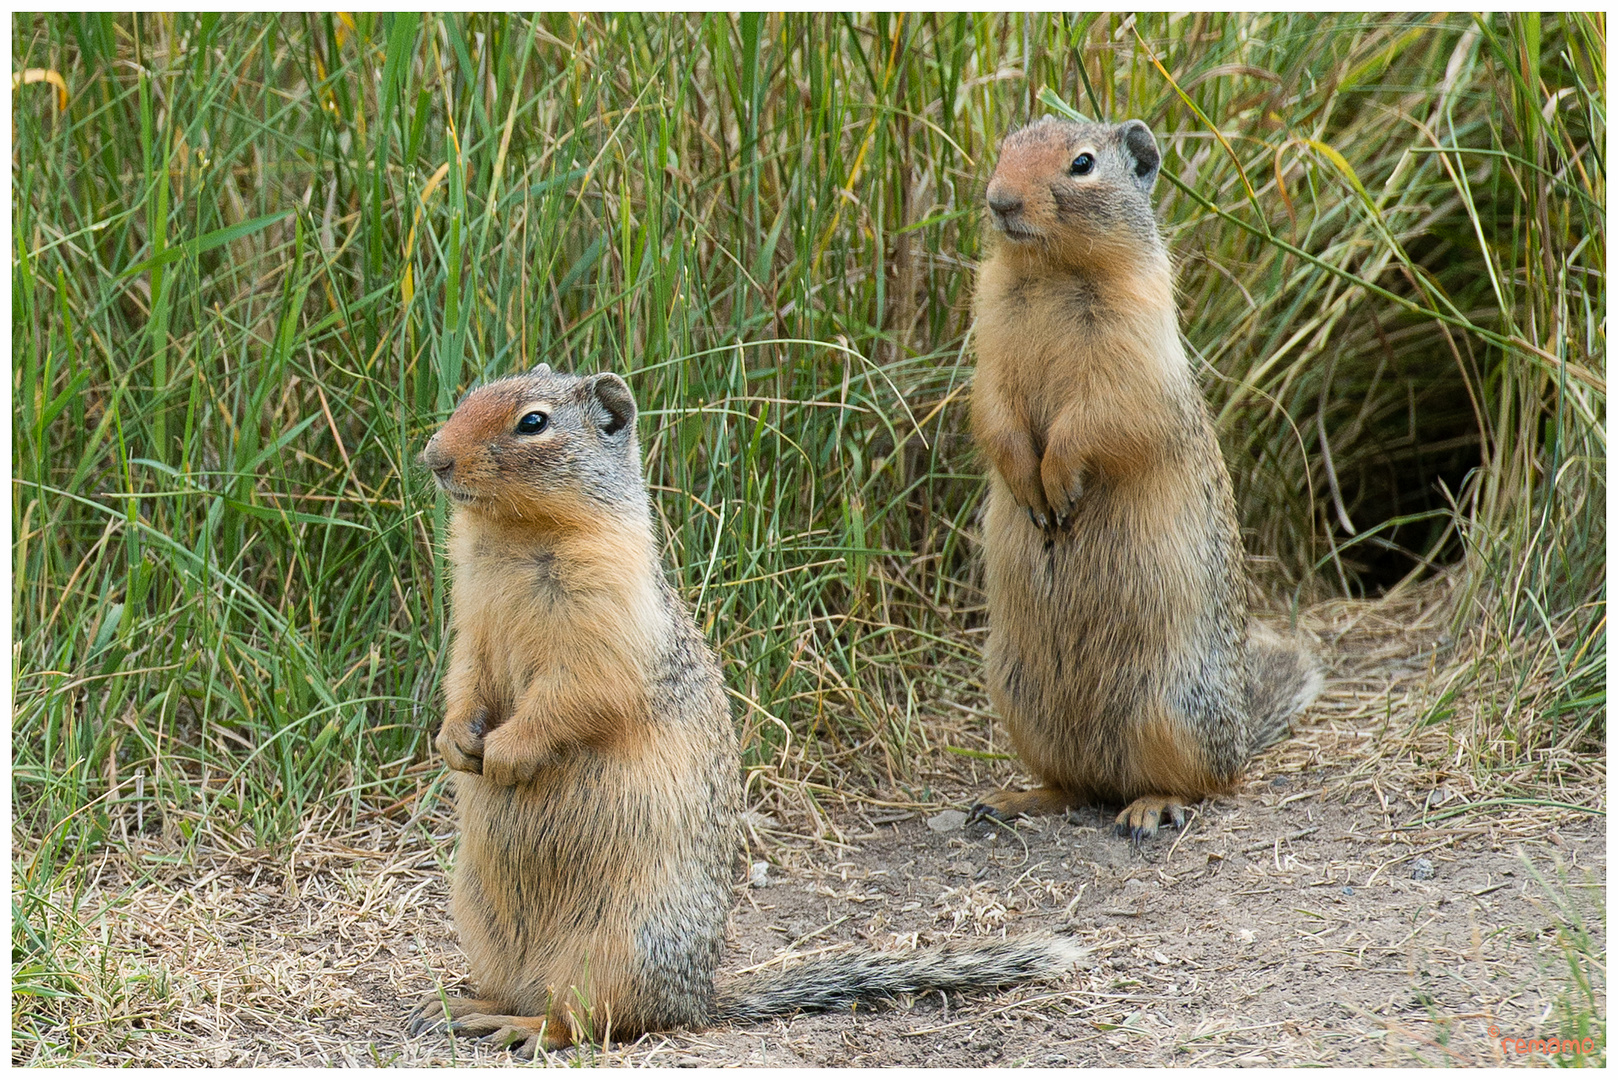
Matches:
[[12, 12, 1603, 849]]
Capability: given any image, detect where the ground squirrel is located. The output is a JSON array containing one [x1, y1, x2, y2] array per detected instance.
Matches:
[[408, 364, 1083, 1054], [968, 117, 1323, 841]]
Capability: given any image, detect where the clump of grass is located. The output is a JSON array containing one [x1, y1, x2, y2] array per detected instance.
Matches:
[[11, 17, 1603, 1050]]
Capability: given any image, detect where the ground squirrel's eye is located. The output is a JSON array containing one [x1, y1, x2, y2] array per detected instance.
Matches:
[[515, 411, 548, 435], [1069, 153, 1096, 177]]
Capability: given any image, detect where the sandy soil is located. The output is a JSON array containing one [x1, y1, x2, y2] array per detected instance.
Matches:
[[13, 600, 1606, 1067], [20, 764, 1601, 1067]]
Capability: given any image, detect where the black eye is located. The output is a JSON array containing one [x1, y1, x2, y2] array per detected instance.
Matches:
[[1070, 153, 1096, 176], [515, 411, 548, 435]]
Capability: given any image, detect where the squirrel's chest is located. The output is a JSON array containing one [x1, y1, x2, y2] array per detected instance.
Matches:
[[454, 541, 569, 610], [450, 547, 578, 676], [979, 273, 1112, 384]]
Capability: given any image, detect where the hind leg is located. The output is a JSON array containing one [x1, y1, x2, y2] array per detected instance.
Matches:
[[1111, 715, 1225, 843], [407, 993, 494, 1037], [970, 784, 1073, 822]]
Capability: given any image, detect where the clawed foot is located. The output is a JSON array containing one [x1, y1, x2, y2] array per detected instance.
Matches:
[[1044, 482, 1084, 531], [480, 727, 553, 788], [1040, 456, 1089, 531], [967, 799, 1017, 825], [1114, 795, 1191, 845], [1023, 506, 1052, 531], [969, 785, 1073, 823], [407, 993, 487, 1038], [1024, 506, 1079, 534], [969, 788, 1197, 845], [435, 706, 488, 775], [408, 994, 566, 1057]]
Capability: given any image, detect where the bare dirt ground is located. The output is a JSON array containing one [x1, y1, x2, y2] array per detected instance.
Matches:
[[14, 598, 1606, 1067]]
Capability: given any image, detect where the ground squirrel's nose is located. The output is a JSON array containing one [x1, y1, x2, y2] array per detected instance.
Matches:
[[421, 437, 454, 480], [987, 186, 1024, 219]]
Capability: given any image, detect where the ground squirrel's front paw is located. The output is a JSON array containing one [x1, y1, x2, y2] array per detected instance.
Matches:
[[1114, 795, 1190, 845], [1041, 460, 1086, 527], [1010, 487, 1053, 531], [435, 707, 488, 774], [981, 428, 1051, 527], [479, 726, 549, 787], [1001, 464, 1053, 529]]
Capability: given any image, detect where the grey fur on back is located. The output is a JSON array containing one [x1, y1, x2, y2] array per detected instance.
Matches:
[[713, 935, 1086, 1023]]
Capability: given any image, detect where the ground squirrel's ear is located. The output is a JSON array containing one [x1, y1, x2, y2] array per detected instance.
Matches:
[[586, 373, 636, 438], [530, 361, 553, 376], [1119, 120, 1160, 192]]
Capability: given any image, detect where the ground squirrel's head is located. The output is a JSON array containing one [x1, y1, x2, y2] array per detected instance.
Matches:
[[420, 363, 645, 527], [985, 117, 1163, 267]]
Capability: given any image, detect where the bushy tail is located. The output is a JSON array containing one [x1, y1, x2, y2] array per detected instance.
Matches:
[[1245, 622, 1325, 751], [712, 935, 1085, 1024]]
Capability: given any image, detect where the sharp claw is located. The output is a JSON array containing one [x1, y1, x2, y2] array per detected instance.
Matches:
[[408, 1007, 439, 1038], [968, 801, 1009, 825], [1170, 805, 1187, 830]]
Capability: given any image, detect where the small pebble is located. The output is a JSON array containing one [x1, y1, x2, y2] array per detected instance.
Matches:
[[1411, 857, 1436, 880], [1342, 886, 1355, 896], [926, 809, 967, 833], [748, 861, 770, 888]]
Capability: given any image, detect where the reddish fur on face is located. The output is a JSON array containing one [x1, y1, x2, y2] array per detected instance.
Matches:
[[982, 117, 1164, 275], [421, 382, 601, 530]]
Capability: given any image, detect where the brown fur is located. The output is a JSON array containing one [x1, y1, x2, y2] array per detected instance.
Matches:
[[969, 118, 1321, 840], [409, 365, 1084, 1056], [411, 366, 739, 1050]]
